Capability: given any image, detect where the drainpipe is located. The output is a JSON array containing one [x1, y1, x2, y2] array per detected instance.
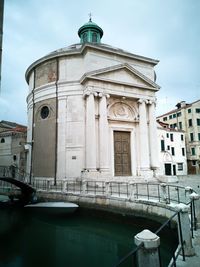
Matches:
[[54, 58, 59, 185]]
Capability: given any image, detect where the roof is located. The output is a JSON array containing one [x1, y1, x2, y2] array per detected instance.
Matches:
[[25, 42, 159, 83], [78, 20, 103, 37], [157, 99, 200, 118], [157, 120, 185, 133], [0, 120, 27, 135]]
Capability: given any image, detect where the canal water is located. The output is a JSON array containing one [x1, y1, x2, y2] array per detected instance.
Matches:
[[0, 201, 178, 267]]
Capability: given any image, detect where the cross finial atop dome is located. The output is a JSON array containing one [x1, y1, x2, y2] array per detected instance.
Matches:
[[88, 12, 92, 22]]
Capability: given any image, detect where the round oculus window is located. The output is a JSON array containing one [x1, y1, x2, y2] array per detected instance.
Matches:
[[40, 106, 49, 119]]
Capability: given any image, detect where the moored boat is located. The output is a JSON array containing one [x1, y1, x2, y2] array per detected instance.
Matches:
[[24, 202, 78, 214]]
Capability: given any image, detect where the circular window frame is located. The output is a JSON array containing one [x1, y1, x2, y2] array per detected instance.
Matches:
[[40, 106, 50, 119]]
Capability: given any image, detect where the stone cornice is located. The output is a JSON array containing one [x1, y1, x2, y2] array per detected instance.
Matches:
[[80, 63, 160, 91]]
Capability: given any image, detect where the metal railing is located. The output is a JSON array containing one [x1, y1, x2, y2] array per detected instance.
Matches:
[[114, 210, 187, 267], [0, 176, 196, 207], [0, 176, 198, 267], [27, 179, 195, 205], [0, 165, 27, 182]]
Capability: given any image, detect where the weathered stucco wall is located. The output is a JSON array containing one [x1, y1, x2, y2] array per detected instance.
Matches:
[[33, 98, 56, 177]]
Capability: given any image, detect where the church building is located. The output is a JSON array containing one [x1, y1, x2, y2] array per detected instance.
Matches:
[[25, 19, 160, 183]]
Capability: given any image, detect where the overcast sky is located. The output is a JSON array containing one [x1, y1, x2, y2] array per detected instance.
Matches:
[[0, 0, 200, 125]]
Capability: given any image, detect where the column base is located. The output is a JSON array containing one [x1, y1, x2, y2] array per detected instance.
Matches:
[[81, 168, 111, 180], [81, 169, 99, 179], [156, 175, 178, 183], [139, 168, 154, 180]]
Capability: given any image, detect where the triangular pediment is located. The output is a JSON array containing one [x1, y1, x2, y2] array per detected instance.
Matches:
[[80, 63, 160, 90]]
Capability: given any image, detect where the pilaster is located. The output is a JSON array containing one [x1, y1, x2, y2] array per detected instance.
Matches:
[[99, 93, 110, 174], [57, 97, 67, 179], [148, 99, 159, 172], [138, 98, 152, 178], [85, 90, 97, 171]]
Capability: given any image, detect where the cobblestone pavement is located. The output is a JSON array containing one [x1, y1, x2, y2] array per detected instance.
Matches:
[[174, 175, 200, 267], [176, 175, 200, 194]]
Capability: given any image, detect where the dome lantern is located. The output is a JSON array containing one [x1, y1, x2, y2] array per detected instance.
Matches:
[[78, 17, 103, 44]]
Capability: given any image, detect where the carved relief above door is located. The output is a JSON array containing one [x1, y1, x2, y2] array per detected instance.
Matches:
[[108, 101, 138, 122]]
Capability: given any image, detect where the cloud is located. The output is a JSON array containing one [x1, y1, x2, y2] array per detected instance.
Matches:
[[1, 0, 200, 124]]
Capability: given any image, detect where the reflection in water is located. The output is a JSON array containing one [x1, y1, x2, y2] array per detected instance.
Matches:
[[0, 206, 178, 267]]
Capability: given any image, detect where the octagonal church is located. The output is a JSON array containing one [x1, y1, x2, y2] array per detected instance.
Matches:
[[26, 19, 160, 183]]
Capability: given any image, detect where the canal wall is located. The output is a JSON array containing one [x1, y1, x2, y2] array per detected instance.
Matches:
[[37, 191, 179, 223]]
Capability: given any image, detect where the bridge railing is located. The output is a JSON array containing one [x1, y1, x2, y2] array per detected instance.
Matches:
[[114, 210, 183, 267], [0, 175, 195, 206], [0, 179, 18, 193], [0, 165, 27, 181], [28, 179, 195, 206]]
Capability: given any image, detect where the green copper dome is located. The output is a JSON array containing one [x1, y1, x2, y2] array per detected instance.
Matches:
[[78, 19, 103, 44]]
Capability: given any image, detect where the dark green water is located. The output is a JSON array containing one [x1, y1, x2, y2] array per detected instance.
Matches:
[[0, 204, 178, 267]]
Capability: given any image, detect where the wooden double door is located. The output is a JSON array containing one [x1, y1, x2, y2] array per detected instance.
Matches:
[[114, 131, 131, 176]]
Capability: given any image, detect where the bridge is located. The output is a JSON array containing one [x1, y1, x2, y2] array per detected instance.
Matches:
[[0, 176, 200, 266], [0, 177, 36, 203]]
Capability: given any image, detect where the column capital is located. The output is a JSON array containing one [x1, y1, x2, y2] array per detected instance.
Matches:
[[98, 92, 110, 98], [147, 98, 157, 105], [83, 90, 99, 98], [138, 98, 148, 104], [83, 90, 91, 98]]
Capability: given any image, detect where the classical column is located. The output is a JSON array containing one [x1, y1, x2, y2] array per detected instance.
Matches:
[[138, 99, 150, 171], [99, 93, 110, 173], [148, 100, 159, 169], [85, 91, 96, 171]]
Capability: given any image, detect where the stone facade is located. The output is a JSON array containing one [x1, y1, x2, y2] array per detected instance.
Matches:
[[26, 21, 161, 183], [157, 121, 187, 182], [157, 100, 200, 174], [0, 121, 27, 176]]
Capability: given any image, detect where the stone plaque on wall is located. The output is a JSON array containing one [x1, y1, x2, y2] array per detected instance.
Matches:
[[35, 59, 57, 88]]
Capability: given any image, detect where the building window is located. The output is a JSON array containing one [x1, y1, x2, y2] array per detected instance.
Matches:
[[182, 148, 185, 156], [0, 138, 5, 143], [179, 122, 182, 129], [173, 123, 177, 128], [188, 109, 191, 113], [173, 114, 176, 118], [13, 155, 17, 161], [177, 163, 183, 171], [188, 119, 192, 127], [192, 160, 196, 166], [191, 147, 195, 155], [167, 145, 170, 150], [92, 32, 97, 42], [197, 119, 200, 126], [161, 140, 165, 151], [163, 117, 167, 121], [169, 115, 172, 119], [171, 147, 175, 156], [170, 124, 173, 128], [166, 133, 169, 138], [170, 133, 174, 141], [190, 133, 194, 142], [198, 133, 200, 141], [177, 112, 181, 117], [40, 106, 49, 119], [181, 134, 184, 141], [82, 32, 88, 42], [196, 108, 200, 113]]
